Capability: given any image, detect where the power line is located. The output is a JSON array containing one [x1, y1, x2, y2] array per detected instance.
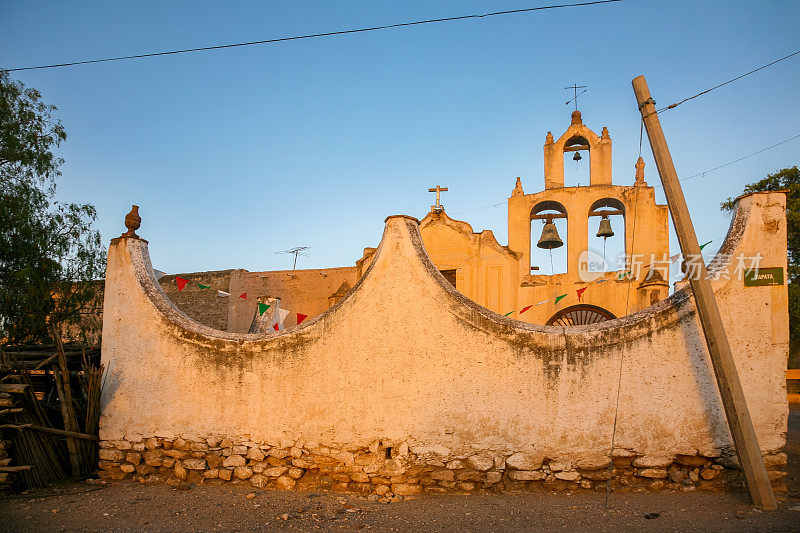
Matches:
[[3, 1, 623, 72], [649, 133, 800, 187], [655, 48, 800, 113]]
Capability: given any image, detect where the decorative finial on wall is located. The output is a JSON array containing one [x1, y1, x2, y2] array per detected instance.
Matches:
[[545, 131, 554, 144], [570, 110, 582, 125], [512, 177, 525, 196], [634, 156, 646, 186], [601, 126, 610, 140], [121, 205, 141, 239]]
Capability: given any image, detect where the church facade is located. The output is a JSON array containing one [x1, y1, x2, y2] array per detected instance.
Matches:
[[162, 110, 671, 331]]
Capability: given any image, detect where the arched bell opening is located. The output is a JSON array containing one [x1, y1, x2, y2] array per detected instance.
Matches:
[[563, 135, 590, 187], [587, 198, 625, 272], [531, 201, 567, 275], [546, 304, 616, 326]]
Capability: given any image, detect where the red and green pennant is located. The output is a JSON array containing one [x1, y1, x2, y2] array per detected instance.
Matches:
[[175, 277, 190, 292], [554, 294, 567, 305], [576, 287, 587, 302], [699, 240, 712, 250], [519, 305, 532, 314], [296, 313, 308, 325], [258, 302, 271, 316], [197, 283, 210, 290], [239, 293, 247, 299], [504, 311, 514, 317]]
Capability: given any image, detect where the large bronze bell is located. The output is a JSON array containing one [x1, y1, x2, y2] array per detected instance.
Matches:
[[596, 214, 614, 238], [573, 151, 582, 161], [537, 217, 563, 249]]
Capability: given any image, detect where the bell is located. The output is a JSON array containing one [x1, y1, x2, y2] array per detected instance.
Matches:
[[596, 214, 614, 238], [537, 218, 564, 249], [572, 151, 582, 162]]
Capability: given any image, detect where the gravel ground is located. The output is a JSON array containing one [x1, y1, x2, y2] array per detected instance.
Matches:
[[0, 403, 798, 532]]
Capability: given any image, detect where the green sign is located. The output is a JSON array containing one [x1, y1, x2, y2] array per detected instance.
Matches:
[[743, 267, 784, 287]]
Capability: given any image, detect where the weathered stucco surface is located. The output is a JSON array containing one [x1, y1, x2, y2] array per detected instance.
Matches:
[[100, 192, 788, 467]]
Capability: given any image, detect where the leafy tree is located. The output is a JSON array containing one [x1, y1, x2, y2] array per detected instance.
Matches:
[[0, 70, 104, 345], [721, 166, 799, 368]]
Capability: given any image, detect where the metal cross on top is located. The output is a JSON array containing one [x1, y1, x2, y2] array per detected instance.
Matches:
[[565, 84, 587, 111], [428, 185, 448, 211]]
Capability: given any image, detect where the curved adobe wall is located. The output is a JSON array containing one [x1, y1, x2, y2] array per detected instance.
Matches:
[[99, 192, 788, 485]]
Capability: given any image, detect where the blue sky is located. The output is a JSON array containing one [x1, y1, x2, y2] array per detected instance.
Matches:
[[2, 1, 798, 282]]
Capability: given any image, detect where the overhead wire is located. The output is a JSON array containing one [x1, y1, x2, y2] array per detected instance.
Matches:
[[646, 133, 800, 188], [3, 0, 623, 72], [652, 48, 800, 114]]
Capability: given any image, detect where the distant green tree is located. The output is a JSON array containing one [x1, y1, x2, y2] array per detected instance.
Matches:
[[721, 166, 799, 368], [0, 70, 104, 344]]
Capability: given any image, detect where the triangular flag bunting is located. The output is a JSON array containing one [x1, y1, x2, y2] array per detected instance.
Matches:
[[535, 299, 548, 306], [197, 283, 210, 289], [670, 253, 682, 263], [239, 293, 247, 299], [595, 279, 608, 284], [278, 308, 289, 323], [554, 294, 567, 305], [153, 269, 167, 279], [273, 323, 280, 331], [618, 270, 631, 279], [296, 313, 308, 325], [175, 277, 189, 292], [520, 305, 532, 314], [258, 303, 271, 316], [216, 290, 230, 298], [576, 287, 587, 302], [699, 240, 712, 250], [504, 311, 514, 317]]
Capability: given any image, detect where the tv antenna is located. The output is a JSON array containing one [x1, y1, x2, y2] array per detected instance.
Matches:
[[564, 84, 587, 111], [275, 246, 310, 270]]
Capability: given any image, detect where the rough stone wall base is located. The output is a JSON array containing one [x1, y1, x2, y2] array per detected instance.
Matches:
[[97, 438, 788, 499]]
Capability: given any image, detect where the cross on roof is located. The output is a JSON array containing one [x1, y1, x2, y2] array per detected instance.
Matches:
[[564, 84, 587, 111], [428, 185, 448, 211]]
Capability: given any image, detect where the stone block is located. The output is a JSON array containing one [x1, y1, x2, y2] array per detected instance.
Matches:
[[508, 470, 546, 481], [99, 449, 126, 462], [275, 475, 296, 490], [218, 468, 232, 481], [288, 468, 304, 480], [506, 452, 542, 471], [636, 468, 668, 479], [485, 472, 502, 484], [142, 449, 164, 467], [164, 449, 188, 459], [223, 455, 246, 468], [204, 469, 219, 479], [126, 452, 142, 465], [554, 471, 580, 482], [233, 466, 253, 480], [264, 466, 288, 478], [632, 456, 673, 469], [351, 472, 370, 483], [457, 470, 484, 482], [674, 455, 708, 467], [206, 455, 223, 469], [467, 454, 494, 471], [763, 453, 787, 470], [391, 483, 422, 496], [231, 445, 248, 455], [174, 462, 187, 480], [250, 474, 267, 488], [430, 469, 455, 482], [548, 462, 572, 472], [446, 459, 465, 470], [120, 463, 136, 474], [246, 447, 265, 461], [182, 458, 206, 470], [144, 438, 161, 450]]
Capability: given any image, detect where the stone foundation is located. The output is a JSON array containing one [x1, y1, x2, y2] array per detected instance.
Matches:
[[97, 437, 788, 498]]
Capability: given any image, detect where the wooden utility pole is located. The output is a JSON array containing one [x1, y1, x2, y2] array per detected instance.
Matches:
[[632, 75, 777, 510]]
